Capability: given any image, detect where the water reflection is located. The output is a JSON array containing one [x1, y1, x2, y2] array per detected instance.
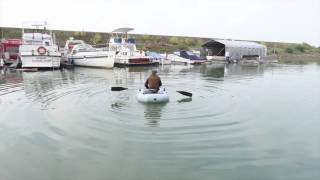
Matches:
[[0, 68, 23, 96], [177, 97, 192, 103], [199, 64, 225, 79], [143, 103, 166, 127], [225, 63, 264, 77]]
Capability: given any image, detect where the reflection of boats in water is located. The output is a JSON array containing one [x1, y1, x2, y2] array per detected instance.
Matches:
[[199, 64, 225, 78], [177, 97, 192, 103], [224, 63, 264, 77], [0, 68, 24, 96], [71, 66, 115, 80]]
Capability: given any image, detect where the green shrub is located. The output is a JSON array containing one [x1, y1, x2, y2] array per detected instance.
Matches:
[[285, 47, 294, 53], [294, 45, 305, 53]]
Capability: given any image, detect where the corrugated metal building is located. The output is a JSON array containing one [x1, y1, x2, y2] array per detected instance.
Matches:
[[201, 39, 267, 61]]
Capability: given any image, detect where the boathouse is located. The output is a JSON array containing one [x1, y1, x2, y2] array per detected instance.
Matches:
[[201, 39, 267, 61]]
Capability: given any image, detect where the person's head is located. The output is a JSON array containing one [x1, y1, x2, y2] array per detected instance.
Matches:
[[151, 70, 157, 75]]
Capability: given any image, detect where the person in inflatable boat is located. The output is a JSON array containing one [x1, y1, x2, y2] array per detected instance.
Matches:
[[144, 70, 162, 92]]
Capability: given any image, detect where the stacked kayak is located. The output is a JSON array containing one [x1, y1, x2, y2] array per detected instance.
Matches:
[[137, 88, 169, 103]]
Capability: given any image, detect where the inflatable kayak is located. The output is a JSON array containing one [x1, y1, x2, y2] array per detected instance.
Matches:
[[137, 88, 169, 103]]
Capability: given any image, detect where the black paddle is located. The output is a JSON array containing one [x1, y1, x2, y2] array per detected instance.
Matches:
[[111, 87, 128, 91], [111, 87, 192, 97], [176, 91, 192, 97]]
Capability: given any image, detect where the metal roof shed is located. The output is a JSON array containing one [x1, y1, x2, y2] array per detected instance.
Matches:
[[201, 40, 267, 61]]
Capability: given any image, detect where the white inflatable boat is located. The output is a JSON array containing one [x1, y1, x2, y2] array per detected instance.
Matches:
[[137, 88, 169, 103]]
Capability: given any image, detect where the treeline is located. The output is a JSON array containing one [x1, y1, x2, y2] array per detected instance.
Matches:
[[260, 41, 320, 55], [1, 27, 319, 54]]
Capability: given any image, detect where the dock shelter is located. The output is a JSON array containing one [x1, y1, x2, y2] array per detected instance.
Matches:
[[201, 40, 267, 61]]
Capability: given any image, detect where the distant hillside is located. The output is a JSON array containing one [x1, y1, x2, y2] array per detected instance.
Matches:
[[1, 27, 320, 59]]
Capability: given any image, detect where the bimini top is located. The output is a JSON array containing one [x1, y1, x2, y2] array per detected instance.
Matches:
[[203, 39, 266, 49], [112, 28, 134, 33]]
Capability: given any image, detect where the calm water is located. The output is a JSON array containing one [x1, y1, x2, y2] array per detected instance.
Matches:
[[0, 63, 320, 180]]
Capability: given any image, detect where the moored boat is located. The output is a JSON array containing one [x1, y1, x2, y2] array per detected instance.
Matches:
[[19, 22, 61, 68], [109, 28, 157, 67], [62, 39, 115, 68], [167, 50, 207, 65], [0, 38, 22, 65]]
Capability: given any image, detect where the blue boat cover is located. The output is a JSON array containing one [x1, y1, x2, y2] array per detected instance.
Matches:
[[180, 50, 204, 60]]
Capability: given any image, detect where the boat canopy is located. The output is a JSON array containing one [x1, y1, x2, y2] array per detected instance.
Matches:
[[112, 28, 134, 33], [73, 44, 96, 52]]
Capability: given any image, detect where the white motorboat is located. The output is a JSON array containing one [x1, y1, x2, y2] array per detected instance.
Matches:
[[19, 22, 61, 68], [137, 88, 169, 103], [167, 50, 207, 65], [109, 28, 157, 67], [63, 39, 115, 68]]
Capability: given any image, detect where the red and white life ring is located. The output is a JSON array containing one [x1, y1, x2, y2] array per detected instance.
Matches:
[[37, 46, 47, 55]]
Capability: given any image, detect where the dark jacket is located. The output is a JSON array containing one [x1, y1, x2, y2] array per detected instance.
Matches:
[[145, 74, 162, 90]]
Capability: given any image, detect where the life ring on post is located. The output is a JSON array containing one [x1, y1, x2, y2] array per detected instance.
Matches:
[[37, 46, 47, 55]]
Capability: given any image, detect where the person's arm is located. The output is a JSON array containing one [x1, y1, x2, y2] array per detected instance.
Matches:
[[145, 78, 149, 89]]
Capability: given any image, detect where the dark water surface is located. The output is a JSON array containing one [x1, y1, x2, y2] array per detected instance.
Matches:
[[0, 63, 320, 180]]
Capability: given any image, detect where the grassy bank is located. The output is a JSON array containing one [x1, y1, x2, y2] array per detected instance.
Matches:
[[1, 27, 319, 60]]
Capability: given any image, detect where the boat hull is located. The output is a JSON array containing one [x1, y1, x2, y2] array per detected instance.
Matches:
[[168, 54, 206, 65], [71, 56, 114, 68], [137, 88, 169, 103], [20, 55, 61, 68], [115, 57, 157, 67]]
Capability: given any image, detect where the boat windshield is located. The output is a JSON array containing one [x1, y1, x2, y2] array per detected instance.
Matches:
[[74, 44, 97, 52], [128, 38, 135, 44], [186, 51, 196, 56], [23, 33, 52, 45], [114, 38, 122, 43], [24, 40, 47, 45]]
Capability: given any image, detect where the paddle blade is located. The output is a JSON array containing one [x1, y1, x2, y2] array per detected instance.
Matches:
[[111, 87, 128, 91], [176, 91, 192, 97]]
